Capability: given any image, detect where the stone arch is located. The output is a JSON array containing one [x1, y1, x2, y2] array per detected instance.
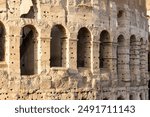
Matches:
[[20, 25, 38, 75], [50, 24, 67, 67], [77, 27, 91, 68], [130, 35, 136, 46], [117, 9, 125, 26], [117, 95, 124, 100], [117, 35, 125, 80], [129, 94, 134, 100], [99, 30, 111, 69], [139, 93, 144, 100], [0, 21, 6, 61], [130, 35, 139, 81]]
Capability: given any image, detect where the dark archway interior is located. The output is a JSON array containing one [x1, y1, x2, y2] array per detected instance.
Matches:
[[50, 25, 66, 67], [0, 23, 5, 61], [117, 10, 124, 26], [139, 93, 143, 100], [130, 35, 136, 79], [117, 35, 125, 77], [77, 27, 91, 68], [130, 35, 136, 59], [20, 26, 36, 75], [129, 95, 134, 100], [117, 10, 124, 18], [117, 96, 124, 100], [100, 30, 110, 68]]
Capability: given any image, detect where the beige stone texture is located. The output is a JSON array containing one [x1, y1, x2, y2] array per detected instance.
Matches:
[[0, 0, 149, 100]]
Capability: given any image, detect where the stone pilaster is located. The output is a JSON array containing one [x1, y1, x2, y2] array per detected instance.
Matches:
[[145, 47, 149, 81], [8, 25, 20, 74], [140, 42, 146, 80], [111, 42, 118, 82], [7, 0, 20, 19], [68, 37, 77, 69], [61, 37, 68, 68], [102, 42, 117, 82], [40, 37, 50, 72], [117, 39, 131, 82], [91, 39, 100, 74]]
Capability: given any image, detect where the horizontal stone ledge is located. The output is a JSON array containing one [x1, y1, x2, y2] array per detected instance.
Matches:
[[50, 67, 68, 71]]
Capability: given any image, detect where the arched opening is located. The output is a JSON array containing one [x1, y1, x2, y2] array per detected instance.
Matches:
[[77, 27, 91, 68], [99, 30, 110, 69], [140, 38, 145, 78], [117, 35, 125, 79], [0, 22, 5, 61], [129, 94, 134, 100], [139, 93, 143, 100], [130, 35, 137, 81], [20, 25, 38, 75], [117, 10, 125, 26], [50, 25, 67, 67], [117, 95, 124, 100]]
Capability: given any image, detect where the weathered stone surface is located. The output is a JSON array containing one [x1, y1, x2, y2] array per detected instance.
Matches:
[[0, 0, 149, 100]]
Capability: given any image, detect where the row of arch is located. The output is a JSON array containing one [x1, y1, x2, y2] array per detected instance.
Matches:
[[0, 22, 148, 76], [103, 93, 146, 100]]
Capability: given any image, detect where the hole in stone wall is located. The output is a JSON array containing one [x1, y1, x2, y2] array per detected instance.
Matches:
[[99, 30, 110, 68], [117, 10, 124, 18], [20, 25, 37, 75], [117, 10, 125, 26], [20, 0, 38, 18], [50, 25, 67, 67], [77, 27, 91, 68], [0, 22, 5, 61]]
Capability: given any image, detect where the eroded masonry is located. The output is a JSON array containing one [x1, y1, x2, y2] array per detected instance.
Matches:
[[0, 0, 149, 100]]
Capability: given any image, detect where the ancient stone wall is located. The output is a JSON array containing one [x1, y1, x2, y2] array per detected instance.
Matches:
[[146, 0, 150, 99], [0, 0, 149, 100]]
